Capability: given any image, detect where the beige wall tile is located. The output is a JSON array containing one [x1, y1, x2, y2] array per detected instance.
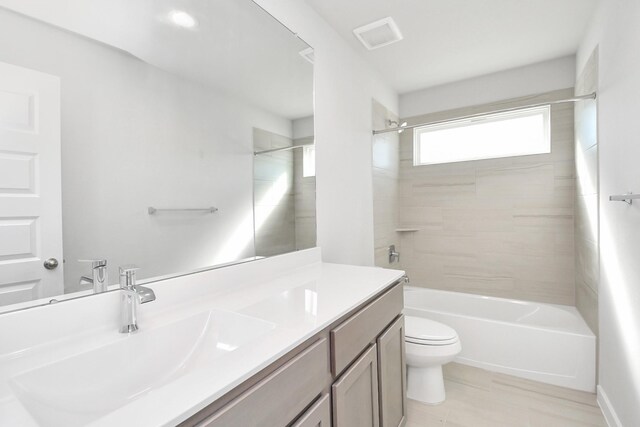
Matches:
[[574, 48, 599, 336], [255, 129, 317, 256], [576, 280, 599, 334], [576, 236, 599, 293], [575, 194, 599, 243], [292, 138, 316, 251], [577, 144, 598, 196], [372, 99, 402, 269], [397, 89, 576, 305], [254, 128, 296, 257]]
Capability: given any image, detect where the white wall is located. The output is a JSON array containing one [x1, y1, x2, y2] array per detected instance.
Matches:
[[578, 1, 640, 425], [0, 9, 292, 290], [400, 56, 576, 118], [293, 116, 314, 139], [255, 0, 399, 266]]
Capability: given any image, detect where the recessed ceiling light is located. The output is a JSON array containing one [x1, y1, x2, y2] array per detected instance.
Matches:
[[169, 10, 197, 29]]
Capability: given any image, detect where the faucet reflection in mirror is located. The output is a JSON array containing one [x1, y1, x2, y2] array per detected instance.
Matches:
[[78, 259, 109, 294]]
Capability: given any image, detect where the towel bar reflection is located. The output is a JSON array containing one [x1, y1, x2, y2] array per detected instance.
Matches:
[[609, 193, 640, 205], [148, 207, 218, 215]]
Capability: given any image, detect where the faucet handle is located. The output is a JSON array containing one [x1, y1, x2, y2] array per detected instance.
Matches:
[[79, 259, 107, 268], [119, 265, 140, 289], [119, 265, 139, 273]]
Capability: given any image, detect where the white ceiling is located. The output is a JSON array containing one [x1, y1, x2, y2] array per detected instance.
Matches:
[[305, 0, 599, 94], [0, 0, 314, 119]]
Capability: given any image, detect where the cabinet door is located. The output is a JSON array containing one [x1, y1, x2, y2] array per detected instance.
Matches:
[[377, 315, 407, 427], [292, 394, 331, 427], [332, 344, 380, 427]]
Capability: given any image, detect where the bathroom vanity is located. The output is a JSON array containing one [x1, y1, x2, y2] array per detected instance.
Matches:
[[0, 249, 406, 426], [182, 271, 406, 427], [0, 1, 408, 424]]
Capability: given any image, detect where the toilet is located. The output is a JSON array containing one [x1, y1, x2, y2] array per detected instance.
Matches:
[[404, 315, 461, 404]]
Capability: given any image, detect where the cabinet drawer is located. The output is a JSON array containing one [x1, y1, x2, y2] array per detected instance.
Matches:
[[199, 339, 329, 427], [330, 283, 403, 376], [292, 394, 331, 427]]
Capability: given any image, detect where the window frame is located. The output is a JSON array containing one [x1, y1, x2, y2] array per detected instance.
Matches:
[[412, 105, 551, 166]]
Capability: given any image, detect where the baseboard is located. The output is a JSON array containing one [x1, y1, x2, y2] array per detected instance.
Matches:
[[597, 385, 623, 427]]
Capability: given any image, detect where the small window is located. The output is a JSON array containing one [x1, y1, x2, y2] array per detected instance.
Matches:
[[302, 145, 316, 177], [413, 105, 551, 166]]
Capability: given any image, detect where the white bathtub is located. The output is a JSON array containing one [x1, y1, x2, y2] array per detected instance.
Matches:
[[403, 286, 596, 392]]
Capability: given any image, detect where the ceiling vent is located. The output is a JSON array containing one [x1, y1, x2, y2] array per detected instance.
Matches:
[[299, 47, 315, 64], [353, 17, 403, 50]]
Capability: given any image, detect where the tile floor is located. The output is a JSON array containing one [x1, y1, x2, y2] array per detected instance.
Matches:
[[406, 363, 607, 427]]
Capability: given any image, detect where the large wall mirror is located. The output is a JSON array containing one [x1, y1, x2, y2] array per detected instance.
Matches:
[[0, 0, 315, 311]]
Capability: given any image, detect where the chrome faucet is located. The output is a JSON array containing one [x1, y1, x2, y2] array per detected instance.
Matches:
[[389, 245, 400, 263], [79, 259, 109, 293], [119, 265, 156, 333]]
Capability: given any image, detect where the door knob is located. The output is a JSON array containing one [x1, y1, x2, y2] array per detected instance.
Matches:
[[44, 258, 59, 270]]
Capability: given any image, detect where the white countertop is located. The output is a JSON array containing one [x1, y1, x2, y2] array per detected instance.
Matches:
[[0, 249, 404, 426]]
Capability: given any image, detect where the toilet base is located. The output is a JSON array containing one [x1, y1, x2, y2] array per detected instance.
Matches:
[[407, 365, 446, 404]]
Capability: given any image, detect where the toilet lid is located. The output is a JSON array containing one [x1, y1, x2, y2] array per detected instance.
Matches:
[[405, 316, 458, 344]]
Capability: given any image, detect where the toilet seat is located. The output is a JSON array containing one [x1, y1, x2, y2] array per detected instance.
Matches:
[[405, 316, 459, 346]]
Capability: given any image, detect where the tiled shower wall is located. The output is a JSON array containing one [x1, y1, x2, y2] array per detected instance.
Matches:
[[372, 100, 400, 268], [397, 89, 576, 305], [574, 49, 599, 334], [293, 136, 317, 251], [253, 128, 296, 257], [254, 127, 317, 257]]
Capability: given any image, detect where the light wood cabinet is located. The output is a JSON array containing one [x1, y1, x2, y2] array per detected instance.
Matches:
[[197, 339, 328, 427], [292, 394, 331, 427], [331, 315, 407, 427], [332, 344, 380, 427], [330, 284, 403, 376], [182, 280, 405, 427], [377, 315, 407, 427]]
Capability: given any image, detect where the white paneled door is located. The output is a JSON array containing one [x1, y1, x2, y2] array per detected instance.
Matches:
[[0, 61, 63, 307]]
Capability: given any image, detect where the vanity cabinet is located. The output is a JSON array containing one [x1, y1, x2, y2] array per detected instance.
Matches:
[[377, 316, 407, 427], [330, 285, 407, 427], [330, 283, 403, 377], [196, 339, 329, 427], [181, 280, 405, 427], [332, 344, 380, 427], [292, 394, 331, 427]]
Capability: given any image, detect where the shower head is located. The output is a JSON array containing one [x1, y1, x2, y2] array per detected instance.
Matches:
[[387, 120, 408, 133]]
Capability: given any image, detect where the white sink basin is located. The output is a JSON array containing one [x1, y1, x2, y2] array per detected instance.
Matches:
[[9, 309, 275, 427]]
